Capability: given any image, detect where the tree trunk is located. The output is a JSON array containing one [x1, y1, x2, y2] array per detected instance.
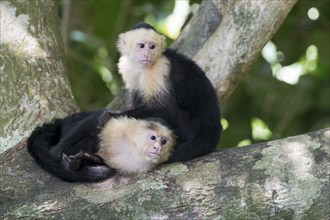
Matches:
[[1, 129, 329, 219], [0, 1, 78, 153]]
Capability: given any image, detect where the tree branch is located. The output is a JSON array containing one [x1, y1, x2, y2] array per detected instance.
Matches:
[[1, 129, 329, 219]]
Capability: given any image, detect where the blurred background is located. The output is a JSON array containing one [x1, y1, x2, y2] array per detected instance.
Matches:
[[59, 0, 329, 149]]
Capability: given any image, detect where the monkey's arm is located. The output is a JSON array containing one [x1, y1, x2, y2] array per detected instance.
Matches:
[[50, 110, 108, 157]]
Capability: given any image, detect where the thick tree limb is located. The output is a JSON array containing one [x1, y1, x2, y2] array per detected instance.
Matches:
[[1, 129, 329, 219], [0, 1, 78, 153]]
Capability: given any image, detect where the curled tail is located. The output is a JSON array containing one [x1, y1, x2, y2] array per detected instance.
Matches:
[[27, 121, 115, 182]]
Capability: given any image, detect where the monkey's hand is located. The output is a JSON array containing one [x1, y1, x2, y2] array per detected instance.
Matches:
[[62, 153, 83, 171], [62, 151, 106, 171]]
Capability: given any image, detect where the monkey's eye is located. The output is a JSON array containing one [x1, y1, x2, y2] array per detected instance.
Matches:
[[137, 43, 145, 49], [149, 44, 156, 49], [150, 135, 156, 141], [161, 139, 167, 145]]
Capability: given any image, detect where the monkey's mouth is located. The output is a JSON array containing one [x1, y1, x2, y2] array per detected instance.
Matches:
[[146, 152, 161, 159], [139, 60, 152, 65]]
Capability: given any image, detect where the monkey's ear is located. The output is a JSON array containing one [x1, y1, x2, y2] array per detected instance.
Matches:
[[117, 33, 128, 55]]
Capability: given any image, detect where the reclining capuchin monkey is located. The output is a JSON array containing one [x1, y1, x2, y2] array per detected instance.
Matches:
[[27, 111, 175, 182]]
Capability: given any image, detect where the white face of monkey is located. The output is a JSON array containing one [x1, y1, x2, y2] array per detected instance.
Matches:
[[144, 131, 171, 162], [117, 28, 165, 67], [134, 40, 158, 66], [133, 123, 174, 164]]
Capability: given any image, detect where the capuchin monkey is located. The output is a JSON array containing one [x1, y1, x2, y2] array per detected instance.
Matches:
[[27, 110, 175, 182], [110, 22, 222, 163]]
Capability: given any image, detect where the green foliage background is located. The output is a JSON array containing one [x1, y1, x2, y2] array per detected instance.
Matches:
[[61, 0, 329, 149]]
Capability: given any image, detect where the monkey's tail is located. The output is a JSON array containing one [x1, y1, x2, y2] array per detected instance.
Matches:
[[27, 121, 115, 182]]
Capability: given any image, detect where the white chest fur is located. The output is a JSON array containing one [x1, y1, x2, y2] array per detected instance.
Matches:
[[118, 55, 170, 105]]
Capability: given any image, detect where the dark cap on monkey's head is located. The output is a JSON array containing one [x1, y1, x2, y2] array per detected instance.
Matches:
[[131, 22, 158, 32]]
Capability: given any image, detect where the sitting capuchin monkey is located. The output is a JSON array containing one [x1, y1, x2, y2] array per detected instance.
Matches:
[[109, 22, 222, 163], [27, 110, 175, 182]]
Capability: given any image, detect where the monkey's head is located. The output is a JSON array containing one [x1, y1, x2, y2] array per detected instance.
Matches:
[[136, 120, 175, 164], [117, 22, 166, 67]]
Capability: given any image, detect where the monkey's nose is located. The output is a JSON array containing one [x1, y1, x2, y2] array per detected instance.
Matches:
[[153, 144, 160, 152], [144, 54, 151, 59]]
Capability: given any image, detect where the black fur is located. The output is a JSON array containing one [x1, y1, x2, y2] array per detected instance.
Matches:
[[131, 22, 157, 32], [27, 110, 116, 182]]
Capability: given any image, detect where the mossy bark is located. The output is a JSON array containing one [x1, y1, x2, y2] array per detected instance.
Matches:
[[0, 1, 78, 153]]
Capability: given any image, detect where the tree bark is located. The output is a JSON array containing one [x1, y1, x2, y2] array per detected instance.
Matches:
[[0, 1, 78, 153], [1, 129, 329, 219]]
